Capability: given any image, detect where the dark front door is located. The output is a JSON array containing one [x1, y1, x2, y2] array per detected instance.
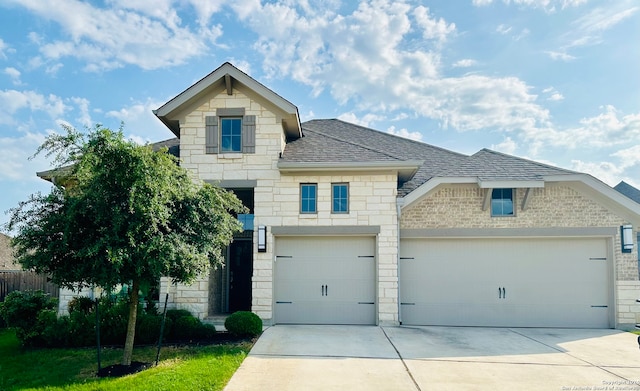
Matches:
[[228, 239, 253, 312]]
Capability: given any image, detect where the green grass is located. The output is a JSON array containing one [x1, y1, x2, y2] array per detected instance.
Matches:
[[0, 328, 251, 391]]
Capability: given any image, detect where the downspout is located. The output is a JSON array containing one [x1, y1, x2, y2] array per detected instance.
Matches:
[[396, 198, 404, 325]]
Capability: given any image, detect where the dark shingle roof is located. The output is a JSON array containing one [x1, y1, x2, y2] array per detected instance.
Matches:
[[436, 149, 577, 181], [151, 138, 180, 158], [283, 119, 578, 197], [615, 181, 640, 204]]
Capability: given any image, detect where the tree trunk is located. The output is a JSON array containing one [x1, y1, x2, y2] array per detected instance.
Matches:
[[122, 278, 140, 366]]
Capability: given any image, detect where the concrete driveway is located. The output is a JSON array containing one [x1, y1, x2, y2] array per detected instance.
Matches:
[[223, 325, 640, 390]]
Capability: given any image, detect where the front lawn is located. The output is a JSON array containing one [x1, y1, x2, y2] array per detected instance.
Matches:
[[0, 328, 251, 391]]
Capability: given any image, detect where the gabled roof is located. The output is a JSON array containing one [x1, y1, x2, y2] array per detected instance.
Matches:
[[434, 149, 578, 188], [615, 181, 640, 204], [278, 119, 640, 223], [154, 62, 301, 139]]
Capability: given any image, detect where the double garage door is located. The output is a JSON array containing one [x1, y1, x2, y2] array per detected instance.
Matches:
[[400, 237, 611, 328], [274, 236, 376, 325]]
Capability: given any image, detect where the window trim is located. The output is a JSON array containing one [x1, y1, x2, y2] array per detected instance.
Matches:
[[300, 183, 318, 214], [331, 183, 349, 214], [491, 188, 515, 217], [220, 117, 243, 153]]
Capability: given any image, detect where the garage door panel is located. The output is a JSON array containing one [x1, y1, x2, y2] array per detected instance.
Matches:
[[400, 237, 610, 328], [275, 236, 376, 325]]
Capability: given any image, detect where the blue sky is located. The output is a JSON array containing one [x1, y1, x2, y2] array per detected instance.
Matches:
[[0, 0, 638, 228]]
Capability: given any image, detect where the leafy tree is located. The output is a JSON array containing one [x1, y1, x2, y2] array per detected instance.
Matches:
[[5, 125, 245, 365]]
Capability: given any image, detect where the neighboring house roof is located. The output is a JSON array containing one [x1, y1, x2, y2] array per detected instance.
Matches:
[[154, 62, 302, 139], [0, 233, 18, 271], [614, 181, 640, 204], [151, 138, 180, 158]]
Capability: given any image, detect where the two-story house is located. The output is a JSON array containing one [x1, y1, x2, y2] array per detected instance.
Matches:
[[149, 62, 640, 329]]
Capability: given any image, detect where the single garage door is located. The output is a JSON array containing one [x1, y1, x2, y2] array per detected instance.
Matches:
[[400, 237, 611, 328], [274, 236, 376, 325]]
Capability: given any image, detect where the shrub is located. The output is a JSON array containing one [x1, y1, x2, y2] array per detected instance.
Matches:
[[135, 312, 169, 345], [224, 311, 262, 337], [170, 315, 216, 341], [0, 290, 58, 346], [166, 309, 192, 322]]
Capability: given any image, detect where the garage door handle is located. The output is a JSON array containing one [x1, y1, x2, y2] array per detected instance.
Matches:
[[498, 287, 506, 299], [321, 285, 325, 296]]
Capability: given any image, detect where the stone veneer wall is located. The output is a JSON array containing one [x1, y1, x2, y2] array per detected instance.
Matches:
[[262, 173, 400, 325], [159, 87, 401, 324], [401, 183, 639, 328]]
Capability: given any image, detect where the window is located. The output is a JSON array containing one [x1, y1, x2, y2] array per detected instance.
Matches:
[[491, 188, 514, 216], [220, 117, 242, 153], [300, 184, 317, 214], [205, 111, 255, 154], [332, 183, 349, 213]]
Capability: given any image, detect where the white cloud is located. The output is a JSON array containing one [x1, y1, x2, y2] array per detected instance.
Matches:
[[523, 105, 640, 154], [337, 112, 385, 128], [237, 0, 549, 135], [474, 0, 587, 10], [6, 0, 223, 71], [0, 90, 68, 125], [548, 93, 564, 101], [549, 3, 639, 58], [612, 144, 640, 169], [106, 99, 175, 140], [4, 67, 22, 85], [491, 137, 518, 155], [0, 39, 9, 59], [70, 97, 92, 127], [0, 132, 49, 181], [570, 160, 622, 186], [496, 24, 512, 35], [386, 125, 423, 141], [545, 50, 576, 61], [413, 6, 455, 43], [452, 59, 477, 68]]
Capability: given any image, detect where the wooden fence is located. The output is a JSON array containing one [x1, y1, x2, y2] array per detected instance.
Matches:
[[0, 271, 59, 302]]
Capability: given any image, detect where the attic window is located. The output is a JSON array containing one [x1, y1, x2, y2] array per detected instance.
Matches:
[[205, 111, 256, 154], [491, 188, 515, 217]]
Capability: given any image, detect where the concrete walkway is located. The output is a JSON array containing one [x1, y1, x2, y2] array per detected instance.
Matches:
[[224, 325, 640, 390]]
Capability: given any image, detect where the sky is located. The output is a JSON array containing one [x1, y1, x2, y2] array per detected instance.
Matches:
[[0, 0, 638, 229]]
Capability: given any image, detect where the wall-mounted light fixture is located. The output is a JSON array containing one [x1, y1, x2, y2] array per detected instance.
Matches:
[[621, 224, 634, 253], [258, 225, 267, 252]]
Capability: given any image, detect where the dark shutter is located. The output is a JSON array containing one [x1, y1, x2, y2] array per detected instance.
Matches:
[[242, 115, 256, 154], [205, 116, 218, 154]]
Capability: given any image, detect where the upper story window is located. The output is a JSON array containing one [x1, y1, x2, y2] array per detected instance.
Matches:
[[205, 109, 255, 154], [332, 183, 349, 213], [491, 188, 514, 217], [221, 117, 242, 152], [300, 183, 317, 214]]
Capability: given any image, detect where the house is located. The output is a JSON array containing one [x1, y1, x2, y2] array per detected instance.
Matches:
[[62, 62, 640, 328]]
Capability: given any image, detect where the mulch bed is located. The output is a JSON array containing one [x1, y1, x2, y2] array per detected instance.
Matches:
[[98, 361, 151, 377]]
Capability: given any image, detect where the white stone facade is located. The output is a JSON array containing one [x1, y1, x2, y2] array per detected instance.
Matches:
[[159, 87, 401, 324]]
